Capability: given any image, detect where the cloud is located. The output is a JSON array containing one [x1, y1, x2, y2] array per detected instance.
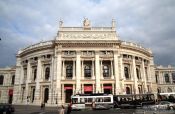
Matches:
[[0, 0, 175, 67]]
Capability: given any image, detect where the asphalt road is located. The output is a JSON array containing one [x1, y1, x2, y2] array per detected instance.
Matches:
[[13, 105, 175, 114], [29, 108, 175, 114]]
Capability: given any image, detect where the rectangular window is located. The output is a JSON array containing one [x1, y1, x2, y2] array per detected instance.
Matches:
[[172, 73, 175, 83]]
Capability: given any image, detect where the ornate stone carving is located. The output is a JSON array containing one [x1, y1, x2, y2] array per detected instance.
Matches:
[[61, 33, 116, 40], [83, 18, 91, 28]]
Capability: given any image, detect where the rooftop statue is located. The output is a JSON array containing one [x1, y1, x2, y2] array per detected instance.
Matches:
[[59, 20, 63, 28], [83, 18, 91, 28]]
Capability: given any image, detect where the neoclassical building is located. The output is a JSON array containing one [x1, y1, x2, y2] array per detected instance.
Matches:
[[3, 19, 171, 106], [155, 65, 175, 93], [0, 67, 15, 103]]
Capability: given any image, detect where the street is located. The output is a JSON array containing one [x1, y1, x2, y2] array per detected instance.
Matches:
[[13, 105, 175, 114]]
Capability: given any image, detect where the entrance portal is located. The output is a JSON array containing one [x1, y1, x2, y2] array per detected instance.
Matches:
[[44, 88, 49, 103], [64, 85, 73, 103]]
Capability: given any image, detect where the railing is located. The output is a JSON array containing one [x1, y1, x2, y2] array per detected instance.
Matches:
[[19, 41, 53, 54], [121, 41, 152, 53], [60, 27, 114, 31]]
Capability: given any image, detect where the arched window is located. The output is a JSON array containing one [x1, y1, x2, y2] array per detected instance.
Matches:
[[44, 88, 49, 103], [172, 73, 175, 83], [126, 87, 131, 94], [103, 65, 109, 77], [66, 65, 73, 77], [138, 87, 142, 94], [155, 74, 158, 83], [45, 67, 50, 80], [164, 74, 170, 83], [11, 75, 15, 85], [0, 75, 4, 85], [136, 67, 140, 79], [34, 69, 37, 81], [84, 65, 91, 78], [124, 67, 129, 79]]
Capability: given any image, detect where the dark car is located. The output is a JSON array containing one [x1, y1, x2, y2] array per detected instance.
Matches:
[[0, 103, 15, 114]]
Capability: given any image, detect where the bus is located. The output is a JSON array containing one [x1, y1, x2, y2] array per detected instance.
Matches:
[[113, 93, 155, 108], [71, 93, 113, 110], [158, 92, 175, 103]]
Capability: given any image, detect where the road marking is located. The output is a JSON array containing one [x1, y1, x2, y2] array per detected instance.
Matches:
[[39, 112, 45, 114]]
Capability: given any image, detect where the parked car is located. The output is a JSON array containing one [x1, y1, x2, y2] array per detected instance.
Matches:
[[0, 103, 15, 114], [144, 101, 175, 110]]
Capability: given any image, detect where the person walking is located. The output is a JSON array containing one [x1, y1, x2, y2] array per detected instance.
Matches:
[[59, 105, 65, 114], [66, 103, 72, 114]]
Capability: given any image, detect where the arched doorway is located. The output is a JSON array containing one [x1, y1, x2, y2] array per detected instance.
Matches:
[[44, 88, 49, 103], [32, 88, 35, 103], [126, 87, 131, 94], [64, 85, 73, 103], [103, 84, 112, 94]]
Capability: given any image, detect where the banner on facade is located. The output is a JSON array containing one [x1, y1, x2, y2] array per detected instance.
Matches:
[[8, 89, 13, 96], [103, 86, 112, 89], [64, 86, 73, 90], [84, 86, 93, 92]]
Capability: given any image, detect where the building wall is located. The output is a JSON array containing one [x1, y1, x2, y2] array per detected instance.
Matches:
[[11, 19, 157, 106], [155, 65, 175, 93], [0, 67, 15, 103]]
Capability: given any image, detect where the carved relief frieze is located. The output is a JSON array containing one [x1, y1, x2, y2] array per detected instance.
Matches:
[[60, 32, 116, 40]]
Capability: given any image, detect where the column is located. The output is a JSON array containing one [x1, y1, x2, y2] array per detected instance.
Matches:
[[93, 84, 95, 93], [81, 60, 84, 79], [82, 84, 84, 94], [142, 60, 147, 93], [101, 84, 104, 93], [62, 60, 65, 79], [119, 56, 125, 94], [132, 56, 139, 94], [100, 60, 103, 79], [92, 59, 95, 79], [76, 51, 81, 93], [13, 57, 22, 104], [111, 60, 114, 79], [56, 51, 62, 105], [113, 51, 120, 95], [25, 61, 31, 104], [34, 57, 41, 104], [50, 56, 54, 104], [73, 60, 76, 79], [95, 51, 101, 93], [169, 72, 172, 84]]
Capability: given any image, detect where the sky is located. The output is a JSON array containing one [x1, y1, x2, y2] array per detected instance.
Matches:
[[0, 0, 175, 67]]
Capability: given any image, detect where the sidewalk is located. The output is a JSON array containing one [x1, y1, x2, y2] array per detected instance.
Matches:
[[14, 105, 60, 114]]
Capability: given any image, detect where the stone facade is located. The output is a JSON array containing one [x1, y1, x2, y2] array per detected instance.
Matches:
[[0, 19, 173, 106], [0, 67, 15, 103], [155, 65, 175, 93]]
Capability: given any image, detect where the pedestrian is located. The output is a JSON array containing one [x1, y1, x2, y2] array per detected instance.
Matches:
[[91, 101, 95, 110], [59, 105, 65, 114], [41, 102, 45, 110], [41, 103, 43, 110], [66, 103, 72, 114]]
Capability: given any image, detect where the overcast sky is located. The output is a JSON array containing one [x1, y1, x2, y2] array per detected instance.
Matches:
[[0, 0, 175, 67]]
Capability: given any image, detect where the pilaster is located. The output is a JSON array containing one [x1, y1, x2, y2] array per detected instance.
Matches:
[[25, 61, 30, 104], [95, 51, 101, 93], [132, 56, 139, 94], [56, 51, 62, 106], [34, 57, 41, 104], [113, 51, 120, 95], [76, 51, 81, 93], [141, 60, 147, 93]]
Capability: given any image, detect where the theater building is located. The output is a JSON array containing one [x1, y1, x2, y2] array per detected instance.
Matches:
[[11, 19, 158, 105], [155, 65, 175, 93], [0, 67, 15, 103]]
